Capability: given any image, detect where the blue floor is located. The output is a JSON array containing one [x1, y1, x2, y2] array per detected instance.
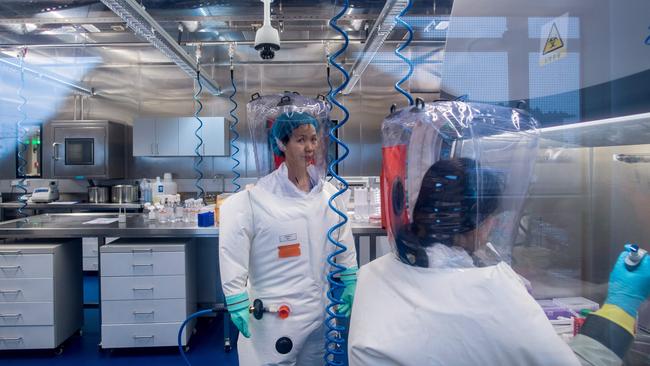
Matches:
[[1, 275, 240, 366]]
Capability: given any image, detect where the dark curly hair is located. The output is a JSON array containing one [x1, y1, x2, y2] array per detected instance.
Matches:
[[395, 158, 505, 267]]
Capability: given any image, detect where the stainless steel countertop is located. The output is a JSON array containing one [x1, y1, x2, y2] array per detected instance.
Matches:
[[0, 213, 385, 238], [0, 202, 142, 210], [350, 221, 385, 235]]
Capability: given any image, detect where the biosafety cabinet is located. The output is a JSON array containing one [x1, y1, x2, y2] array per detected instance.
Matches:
[[44, 120, 126, 179]]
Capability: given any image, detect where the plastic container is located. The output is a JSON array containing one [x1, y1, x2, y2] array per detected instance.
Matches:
[[163, 173, 178, 195], [140, 178, 152, 203], [552, 297, 600, 313], [153, 176, 164, 201], [215, 193, 233, 224], [198, 211, 215, 227], [354, 187, 369, 222], [537, 299, 574, 320]]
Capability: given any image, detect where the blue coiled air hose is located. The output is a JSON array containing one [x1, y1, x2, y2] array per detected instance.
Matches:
[[325, 1, 352, 365], [16, 50, 28, 218], [193, 70, 205, 199], [178, 305, 227, 366], [394, 0, 414, 106], [176, 70, 211, 366], [229, 67, 241, 193]]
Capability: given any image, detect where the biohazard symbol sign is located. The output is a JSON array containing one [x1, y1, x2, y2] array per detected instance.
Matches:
[[543, 23, 564, 55], [539, 14, 568, 66]]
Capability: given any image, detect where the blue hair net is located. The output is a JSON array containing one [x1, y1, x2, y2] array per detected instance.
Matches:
[[270, 111, 319, 157]]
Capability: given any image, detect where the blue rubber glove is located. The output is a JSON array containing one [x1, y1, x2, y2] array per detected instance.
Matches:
[[226, 292, 251, 338], [337, 267, 358, 317], [605, 248, 650, 317]]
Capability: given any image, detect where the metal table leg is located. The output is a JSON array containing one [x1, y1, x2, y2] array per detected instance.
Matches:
[[369, 234, 377, 262], [223, 307, 232, 352], [97, 236, 105, 350], [354, 234, 361, 267]]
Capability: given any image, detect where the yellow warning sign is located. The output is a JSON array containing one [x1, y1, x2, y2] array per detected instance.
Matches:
[[539, 13, 568, 66], [543, 23, 564, 55]]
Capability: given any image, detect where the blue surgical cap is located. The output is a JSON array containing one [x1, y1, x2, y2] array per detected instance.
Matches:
[[270, 111, 319, 157]]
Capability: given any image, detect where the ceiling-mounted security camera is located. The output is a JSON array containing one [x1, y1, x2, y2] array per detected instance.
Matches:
[[254, 0, 280, 60]]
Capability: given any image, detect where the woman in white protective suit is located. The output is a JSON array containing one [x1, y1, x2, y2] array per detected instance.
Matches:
[[348, 101, 650, 366], [219, 107, 358, 366]]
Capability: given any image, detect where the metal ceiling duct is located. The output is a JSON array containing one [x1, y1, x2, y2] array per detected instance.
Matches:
[[100, 0, 221, 95], [342, 0, 409, 95], [0, 57, 95, 96]]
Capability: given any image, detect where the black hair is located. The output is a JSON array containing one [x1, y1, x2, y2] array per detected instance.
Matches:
[[410, 157, 504, 246]]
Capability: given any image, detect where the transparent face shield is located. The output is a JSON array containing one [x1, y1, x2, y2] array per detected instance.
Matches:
[[382, 101, 539, 268], [246, 92, 331, 180]]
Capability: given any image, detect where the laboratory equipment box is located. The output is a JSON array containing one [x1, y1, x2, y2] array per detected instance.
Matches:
[[99, 239, 196, 349], [0, 240, 83, 351], [44, 120, 126, 179]]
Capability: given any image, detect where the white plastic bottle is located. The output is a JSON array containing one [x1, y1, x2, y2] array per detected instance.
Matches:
[[153, 176, 164, 202], [162, 173, 178, 195]]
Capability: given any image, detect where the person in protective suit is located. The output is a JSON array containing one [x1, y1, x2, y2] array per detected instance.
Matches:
[[219, 111, 358, 366], [349, 157, 650, 366]]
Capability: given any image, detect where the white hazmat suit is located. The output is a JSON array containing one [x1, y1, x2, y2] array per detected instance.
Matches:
[[219, 163, 357, 366], [348, 253, 582, 366]]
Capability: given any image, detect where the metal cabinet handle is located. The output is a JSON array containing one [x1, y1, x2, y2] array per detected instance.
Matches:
[[150, 143, 154, 155], [131, 248, 153, 253], [133, 311, 155, 315], [0, 265, 21, 270], [131, 263, 153, 267], [133, 335, 154, 339], [52, 142, 61, 160], [0, 289, 22, 294], [132, 287, 154, 292], [0, 337, 23, 342], [0, 313, 22, 318], [0, 251, 22, 255], [155, 143, 159, 155]]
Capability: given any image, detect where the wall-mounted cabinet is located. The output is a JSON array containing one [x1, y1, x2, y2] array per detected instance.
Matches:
[[133, 117, 229, 157]]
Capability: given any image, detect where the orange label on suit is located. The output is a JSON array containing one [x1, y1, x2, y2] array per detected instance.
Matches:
[[278, 243, 301, 258]]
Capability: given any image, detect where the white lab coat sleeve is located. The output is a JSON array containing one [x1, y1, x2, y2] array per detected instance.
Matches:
[[219, 190, 254, 297]]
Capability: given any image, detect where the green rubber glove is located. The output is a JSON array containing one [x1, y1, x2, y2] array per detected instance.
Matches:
[[605, 247, 650, 317], [337, 266, 358, 317], [226, 292, 251, 338]]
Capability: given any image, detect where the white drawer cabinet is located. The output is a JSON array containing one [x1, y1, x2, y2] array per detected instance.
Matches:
[[82, 237, 117, 271], [0, 254, 54, 278], [0, 326, 56, 350], [101, 322, 191, 348], [82, 257, 98, 272], [0, 279, 54, 302], [0, 241, 82, 350], [100, 251, 186, 277], [101, 299, 188, 324], [100, 239, 196, 349], [101, 275, 186, 301], [0, 303, 54, 326]]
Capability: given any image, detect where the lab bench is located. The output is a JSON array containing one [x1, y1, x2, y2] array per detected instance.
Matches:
[[0, 202, 143, 224], [0, 213, 385, 351]]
